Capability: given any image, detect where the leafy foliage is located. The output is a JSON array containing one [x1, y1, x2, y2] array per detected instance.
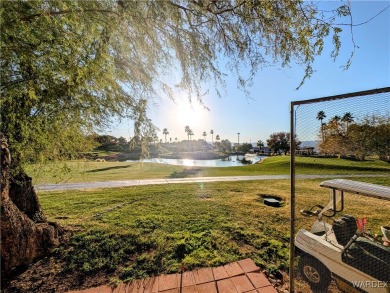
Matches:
[[1, 0, 352, 171], [267, 132, 301, 155], [237, 143, 252, 153], [214, 139, 233, 154], [319, 114, 390, 161]]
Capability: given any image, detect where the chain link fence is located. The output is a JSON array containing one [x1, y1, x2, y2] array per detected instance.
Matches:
[[290, 87, 390, 292]]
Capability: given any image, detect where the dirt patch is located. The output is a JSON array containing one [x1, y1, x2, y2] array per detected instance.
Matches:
[[1, 228, 107, 293], [2, 256, 115, 293]]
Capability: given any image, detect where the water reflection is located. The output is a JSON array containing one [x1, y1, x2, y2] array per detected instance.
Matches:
[[126, 155, 264, 167]]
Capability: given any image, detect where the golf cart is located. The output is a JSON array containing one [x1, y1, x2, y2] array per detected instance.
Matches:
[[295, 179, 390, 292]]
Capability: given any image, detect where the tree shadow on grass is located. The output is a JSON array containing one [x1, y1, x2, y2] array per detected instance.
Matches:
[[169, 168, 202, 178], [86, 165, 132, 173]]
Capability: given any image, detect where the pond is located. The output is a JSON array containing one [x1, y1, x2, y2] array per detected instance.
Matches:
[[126, 155, 265, 167]]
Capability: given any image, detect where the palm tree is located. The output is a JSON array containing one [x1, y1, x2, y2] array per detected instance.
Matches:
[[184, 126, 190, 152], [202, 131, 207, 141], [329, 115, 342, 136], [216, 135, 220, 142], [237, 132, 240, 145], [163, 128, 169, 143], [316, 111, 326, 141], [188, 129, 194, 140], [186, 129, 194, 152], [341, 112, 354, 135], [184, 125, 190, 140], [316, 111, 326, 123], [210, 130, 214, 144]]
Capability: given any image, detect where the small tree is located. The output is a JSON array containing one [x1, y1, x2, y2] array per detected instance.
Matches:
[[237, 143, 252, 154], [215, 139, 233, 154], [96, 135, 118, 145], [345, 123, 373, 160], [118, 136, 127, 144], [267, 132, 300, 155], [257, 140, 265, 152], [319, 116, 345, 156], [321, 114, 390, 161]]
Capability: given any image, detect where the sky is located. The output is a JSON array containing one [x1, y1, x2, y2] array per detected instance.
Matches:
[[108, 1, 390, 145]]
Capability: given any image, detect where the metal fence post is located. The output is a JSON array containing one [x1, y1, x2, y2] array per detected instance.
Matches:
[[289, 102, 296, 293]]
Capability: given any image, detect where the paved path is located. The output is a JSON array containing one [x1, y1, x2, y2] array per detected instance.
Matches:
[[67, 258, 278, 293], [35, 174, 388, 191]]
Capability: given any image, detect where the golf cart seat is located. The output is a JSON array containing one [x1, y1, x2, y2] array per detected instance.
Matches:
[[342, 237, 390, 282], [332, 215, 357, 246]]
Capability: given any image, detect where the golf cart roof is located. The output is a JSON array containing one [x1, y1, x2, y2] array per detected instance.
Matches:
[[320, 179, 390, 201]]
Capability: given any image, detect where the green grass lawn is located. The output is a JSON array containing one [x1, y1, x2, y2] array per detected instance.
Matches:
[[15, 156, 389, 292], [41, 180, 292, 278], [27, 156, 390, 184], [37, 177, 390, 290]]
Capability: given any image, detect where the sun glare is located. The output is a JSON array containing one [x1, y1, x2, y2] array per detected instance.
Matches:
[[176, 100, 206, 129], [182, 159, 195, 166]]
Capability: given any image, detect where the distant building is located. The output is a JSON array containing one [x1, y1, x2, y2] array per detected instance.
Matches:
[[296, 147, 316, 156], [260, 147, 272, 155]]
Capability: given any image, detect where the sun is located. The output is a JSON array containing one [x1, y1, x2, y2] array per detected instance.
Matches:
[[176, 100, 207, 129]]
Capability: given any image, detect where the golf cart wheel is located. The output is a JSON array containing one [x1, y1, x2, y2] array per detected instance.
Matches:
[[299, 255, 331, 291]]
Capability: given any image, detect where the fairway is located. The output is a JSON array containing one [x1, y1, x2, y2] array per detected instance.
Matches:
[[13, 176, 387, 292], [9, 157, 390, 292], [26, 156, 390, 185]]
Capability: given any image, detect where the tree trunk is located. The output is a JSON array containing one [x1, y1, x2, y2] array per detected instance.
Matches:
[[1, 134, 60, 276]]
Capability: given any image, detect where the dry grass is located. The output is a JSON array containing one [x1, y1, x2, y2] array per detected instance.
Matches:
[[25, 177, 389, 292]]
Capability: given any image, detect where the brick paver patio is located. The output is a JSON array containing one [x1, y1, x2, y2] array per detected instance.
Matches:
[[67, 258, 277, 293]]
